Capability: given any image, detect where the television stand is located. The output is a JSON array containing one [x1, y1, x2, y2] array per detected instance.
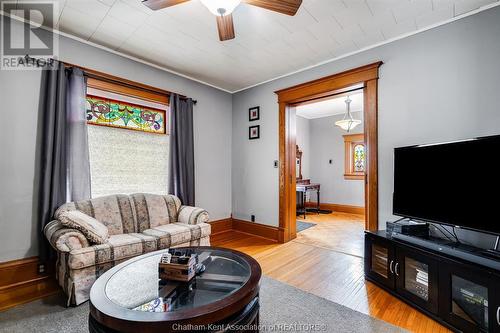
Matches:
[[481, 235, 500, 259], [390, 232, 500, 271], [365, 231, 500, 332], [481, 249, 500, 260]]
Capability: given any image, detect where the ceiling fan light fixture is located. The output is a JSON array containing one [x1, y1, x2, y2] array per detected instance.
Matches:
[[200, 0, 241, 16]]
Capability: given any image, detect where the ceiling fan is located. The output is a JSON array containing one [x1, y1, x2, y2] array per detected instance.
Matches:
[[142, 0, 303, 41]]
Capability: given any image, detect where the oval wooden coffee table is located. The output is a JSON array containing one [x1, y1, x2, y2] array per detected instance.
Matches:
[[89, 247, 261, 333]]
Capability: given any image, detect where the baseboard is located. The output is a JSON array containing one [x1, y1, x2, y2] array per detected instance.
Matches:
[[232, 219, 280, 242], [306, 202, 365, 215], [209, 217, 281, 242], [0, 257, 60, 312], [208, 218, 233, 235]]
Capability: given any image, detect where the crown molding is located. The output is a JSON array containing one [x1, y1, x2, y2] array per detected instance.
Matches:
[[0, 10, 233, 94], [231, 1, 500, 93], [2, 1, 500, 94]]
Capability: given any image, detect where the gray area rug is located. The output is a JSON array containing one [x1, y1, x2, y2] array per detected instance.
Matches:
[[296, 221, 316, 232], [0, 277, 405, 333]]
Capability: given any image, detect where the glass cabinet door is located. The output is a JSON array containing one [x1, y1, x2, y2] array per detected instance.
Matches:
[[372, 243, 389, 278], [395, 246, 439, 314], [492, 274, 500, 333], [404, 257, 430, 301], [451, 275, 489, 330], [439, 259, 498, 332], [364, 234, 395, 289]]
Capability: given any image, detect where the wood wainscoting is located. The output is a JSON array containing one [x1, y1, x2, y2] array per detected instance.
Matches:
[[208, 218, 233, 235], [305, 202, 365, 216], [209, 218, 280, 242], [232, 219, 280, 241], [0, 257, 60, 312]]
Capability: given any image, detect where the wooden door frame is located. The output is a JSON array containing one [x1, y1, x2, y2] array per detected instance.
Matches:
[[274, 62, 383, 243]]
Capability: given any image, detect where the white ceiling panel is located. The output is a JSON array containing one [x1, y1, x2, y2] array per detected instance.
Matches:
[[380, 16, 417, 39], [5, 0, 499, 92], [107, 0, 149, 27], [90, 16, 137, 50], [296, 91, 364, 119], [58, 6, 103, 39], [65, 0, 111, 20], [416, 4, 454, 28]]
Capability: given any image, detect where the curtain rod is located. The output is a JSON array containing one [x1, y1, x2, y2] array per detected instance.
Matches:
[[23, 55, 197, 105]]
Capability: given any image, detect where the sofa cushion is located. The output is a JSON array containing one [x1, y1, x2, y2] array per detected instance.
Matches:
[[59, 210, 109, 244], [130, 193, 181, 232], [67, 233, 159, 270], [54, 194, 185, 236], [55, 194, 137, 236], [66, 223, 210, 270], [142, 222, 211, 249]]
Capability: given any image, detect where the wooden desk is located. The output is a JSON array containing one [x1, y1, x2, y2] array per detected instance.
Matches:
[[296, 179, 320, 219]]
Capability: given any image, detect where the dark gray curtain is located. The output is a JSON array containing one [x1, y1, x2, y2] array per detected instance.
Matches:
[[168, 94, 195, 206], [37, 61, 90, 261], [66, 68, 91, 201]]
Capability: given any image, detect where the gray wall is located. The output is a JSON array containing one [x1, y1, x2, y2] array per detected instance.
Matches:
[[232, 6, 500, 248], [296, 115, 310, 179], [309, 112, 364, 207], [0, 18, 233, 262]]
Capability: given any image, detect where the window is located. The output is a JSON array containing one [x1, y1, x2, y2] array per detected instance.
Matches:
[[86, 79, 169, 198], [344, 133, 365, 180], [86, 95, 166, 134]]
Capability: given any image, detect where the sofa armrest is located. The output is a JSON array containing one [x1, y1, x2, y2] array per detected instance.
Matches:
[[177, 206, 209, 225], [44, 220, 90, 252]]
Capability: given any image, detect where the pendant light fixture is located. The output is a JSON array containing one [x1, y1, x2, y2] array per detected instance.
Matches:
[[335, 96, 361, 132]]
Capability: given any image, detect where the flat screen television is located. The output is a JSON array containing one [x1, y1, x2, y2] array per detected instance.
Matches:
[[393, 135, 500, 235]]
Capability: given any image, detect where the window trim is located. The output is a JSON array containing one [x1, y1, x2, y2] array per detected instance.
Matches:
[[87, 77, 169, 106], [343, 133, 365, 180]]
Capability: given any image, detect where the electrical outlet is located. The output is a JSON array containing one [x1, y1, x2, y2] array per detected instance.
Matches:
[[251, 215, 255, 222], [38, 264, 45, 274]]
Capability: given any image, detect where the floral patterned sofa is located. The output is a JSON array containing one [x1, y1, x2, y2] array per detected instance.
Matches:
[[44, 193, 210, 305]]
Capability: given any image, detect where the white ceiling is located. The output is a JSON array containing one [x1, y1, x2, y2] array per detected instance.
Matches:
[[296, 90, 363, 119], [6, 0, 500, 92]]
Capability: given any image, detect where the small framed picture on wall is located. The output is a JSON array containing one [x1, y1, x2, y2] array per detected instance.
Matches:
[[249, 125, 260, 140], [249, 106, 260, 121]]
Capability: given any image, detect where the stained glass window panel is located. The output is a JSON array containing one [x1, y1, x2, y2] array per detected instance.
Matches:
[[354, 144, 365, 172], [86, 95, 166, 134]]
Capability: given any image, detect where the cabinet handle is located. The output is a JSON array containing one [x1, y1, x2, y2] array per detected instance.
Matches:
[[389, 260, 394, 274], [497, 306, 500, 326], [395, 262, 400, 276]]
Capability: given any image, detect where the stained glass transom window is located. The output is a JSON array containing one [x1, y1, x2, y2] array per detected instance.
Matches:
[[86, 95, 166, 134], [354, 144, 365, 172]]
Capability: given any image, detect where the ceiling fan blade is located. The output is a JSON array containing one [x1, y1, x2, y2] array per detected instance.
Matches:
[[243, 0, 302, 16], [216, 14, 235, 41], [142, 0, 191, 10]]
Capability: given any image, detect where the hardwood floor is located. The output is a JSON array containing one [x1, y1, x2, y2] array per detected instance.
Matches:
[[212, 212, 450, 333], [296, 211, 365, 257]]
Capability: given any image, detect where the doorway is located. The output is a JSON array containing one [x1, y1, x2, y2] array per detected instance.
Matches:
[[294, 90, 366, 256], [274, 62, 382, 243]]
